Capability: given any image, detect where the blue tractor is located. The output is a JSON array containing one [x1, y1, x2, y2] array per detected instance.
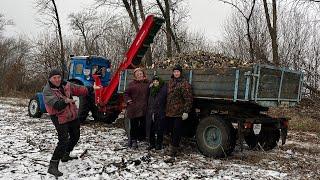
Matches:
[[27, 55, 120, 123]]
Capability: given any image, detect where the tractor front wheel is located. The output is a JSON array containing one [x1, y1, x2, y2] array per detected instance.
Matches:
[[28, 96, 42, 118]]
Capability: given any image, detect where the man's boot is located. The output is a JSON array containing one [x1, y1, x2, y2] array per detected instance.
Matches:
[[132, 140, 138, 149], [48, 160, 63, 177], [146, 143, 155, 150], [61, 152, 78, 162], [155, 135, 163, 150]]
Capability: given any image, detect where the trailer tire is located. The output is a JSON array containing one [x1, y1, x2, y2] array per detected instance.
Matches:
[[258, 124, 280, 151], [28, 96, 43, 118], [244, 130, 258, 149], [196, 116, 234, 157]]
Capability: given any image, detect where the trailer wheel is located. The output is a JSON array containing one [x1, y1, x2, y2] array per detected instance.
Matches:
[[244, 130, 258, 149], [196, 116, 234, 157], [28, 96, 42, 118], [258, 124, 280, 151]]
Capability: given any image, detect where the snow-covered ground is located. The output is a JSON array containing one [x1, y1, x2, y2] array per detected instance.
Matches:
[[0, 97, 319, 180]]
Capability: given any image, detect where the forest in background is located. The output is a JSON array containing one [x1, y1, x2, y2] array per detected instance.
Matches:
[[0, 0, 319, 98]]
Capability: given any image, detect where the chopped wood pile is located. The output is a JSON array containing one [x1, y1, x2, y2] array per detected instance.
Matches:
[[151, 51, 252, 69]]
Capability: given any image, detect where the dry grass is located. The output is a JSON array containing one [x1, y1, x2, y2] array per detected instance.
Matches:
[[289, 115, 320, 134], [268, 100, 320, 134]]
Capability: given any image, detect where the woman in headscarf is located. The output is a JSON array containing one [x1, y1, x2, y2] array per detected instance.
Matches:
[[125, 68, 149, 149], [146, 75, 167, 150]]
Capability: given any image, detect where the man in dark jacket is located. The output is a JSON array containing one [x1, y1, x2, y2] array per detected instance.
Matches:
[[43, 69, 96, 177], [125, 68, 149, 149], [166, 64, 193, 157], [146, 75, 167, 150]]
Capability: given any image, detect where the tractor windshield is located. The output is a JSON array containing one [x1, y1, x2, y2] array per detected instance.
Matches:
[[92, 65, 107, 78]]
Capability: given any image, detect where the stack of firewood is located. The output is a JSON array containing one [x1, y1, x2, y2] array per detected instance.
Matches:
[[151, 51, 252, 69]]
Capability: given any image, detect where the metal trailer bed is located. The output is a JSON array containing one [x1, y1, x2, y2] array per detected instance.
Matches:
[[118, 64, 303, 108]]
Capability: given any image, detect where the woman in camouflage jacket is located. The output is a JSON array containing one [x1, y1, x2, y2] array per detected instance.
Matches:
[[166, 64, 193, 157]]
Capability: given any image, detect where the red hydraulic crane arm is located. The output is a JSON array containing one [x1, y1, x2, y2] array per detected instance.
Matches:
[[93, 15, 164, 107]]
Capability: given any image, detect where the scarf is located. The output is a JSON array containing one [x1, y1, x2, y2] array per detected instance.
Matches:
[[150, 79, 164, 97]]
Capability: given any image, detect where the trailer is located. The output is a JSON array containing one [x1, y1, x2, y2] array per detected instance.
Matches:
[[116, 65, 303, 157]]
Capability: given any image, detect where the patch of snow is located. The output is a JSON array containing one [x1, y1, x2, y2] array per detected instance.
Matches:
[[0, 97, 319, 179]]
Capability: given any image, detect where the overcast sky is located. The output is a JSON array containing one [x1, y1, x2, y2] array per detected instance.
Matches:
[[0, 0, 232, 42]]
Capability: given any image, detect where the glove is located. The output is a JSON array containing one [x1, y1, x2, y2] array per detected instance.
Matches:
[[182, 113, 188, 120]]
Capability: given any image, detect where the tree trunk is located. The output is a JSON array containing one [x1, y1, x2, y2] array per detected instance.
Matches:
[[156, 0, 172, 57], [137, 0, 152, 66], [123, 0, 139, 32], [123, 0, 153, 66], [262, 0, 280, 66], [137, 0, 145, 21], [51, 0, 66, 76], [247, 0, 255, 63]]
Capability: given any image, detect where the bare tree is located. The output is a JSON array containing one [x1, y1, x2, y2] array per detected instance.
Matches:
[[35, 0, 66, 75], [95, 0, 189, 65], [69, 10, 118, 55], [155, 0, 182, 57], [95, 0, 156, 65], [0, 36, 31, 95], [218, 0, 256, 62], [31, 32, 62, 74], [0, 14, 14, 37], [262, 0, 280, 66]]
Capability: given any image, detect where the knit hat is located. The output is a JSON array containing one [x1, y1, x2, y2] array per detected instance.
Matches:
[[48, 69, 62, 79], [152, 75, 160, 81], [172, 64, 182, 73], [150, 75, 164, 97]]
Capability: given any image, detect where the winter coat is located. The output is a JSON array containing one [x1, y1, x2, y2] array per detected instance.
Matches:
[[166, 77, 193, 117], [125, 79, 150, 119], [43, 81, 88, 124], [146, 83, 167, 139]]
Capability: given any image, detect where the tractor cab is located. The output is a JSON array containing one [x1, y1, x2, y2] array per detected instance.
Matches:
[[68, 55, 111, 86]]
